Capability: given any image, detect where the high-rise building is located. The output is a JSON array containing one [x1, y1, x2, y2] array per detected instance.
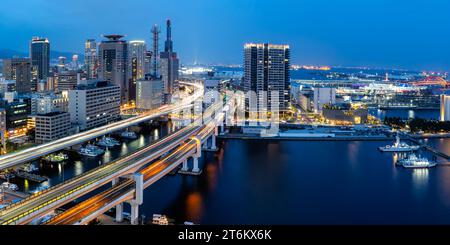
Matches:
[[57, 56, 67, 73], [68, 80, 120, 130], [159, 19, 179, 103], [98, 35, 129, 104], [136, 78, 163, 110], [2, 58, 32, 93], [30, 37, 50, 80], [71, 54, 79, 70], [144, 50, 153, 76], [0, 108, 6, 151], [151, 25, 160, 78], [0, 108, 6, 133], [440, 94, 450, 121], [85, 39, 98, 79], [243, 43, 290, 114], [128, 40, 147, 103]]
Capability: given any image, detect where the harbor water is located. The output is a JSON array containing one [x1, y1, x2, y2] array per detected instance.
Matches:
[[6, 116, 450, 225]]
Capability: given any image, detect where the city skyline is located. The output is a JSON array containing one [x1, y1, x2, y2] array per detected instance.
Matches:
[[0, 0, 449, 71]]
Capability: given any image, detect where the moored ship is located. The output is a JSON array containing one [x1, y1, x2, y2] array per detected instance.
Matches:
[[397, 153, 436, 169], [379, 134, 420, 152], [78, 144, 105, 157]]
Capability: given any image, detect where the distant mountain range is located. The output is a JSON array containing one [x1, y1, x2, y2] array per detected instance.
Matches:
[[0, 49, 83, 61]]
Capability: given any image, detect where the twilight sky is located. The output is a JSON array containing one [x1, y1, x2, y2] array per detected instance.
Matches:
[[0, 0, 449, 71]]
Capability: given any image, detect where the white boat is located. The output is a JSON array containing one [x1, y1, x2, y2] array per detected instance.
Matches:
[[397, 153, 436, 169], [121, 131, 138, 139], [1, 182, 19, 191], [152, 214, 170, 225], [78, 144, 105, 157], [379, 134, 420, 152], [97, 137, 120, 147]]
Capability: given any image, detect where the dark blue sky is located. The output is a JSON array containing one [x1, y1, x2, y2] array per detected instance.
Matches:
[[0, 0, 449, 71]]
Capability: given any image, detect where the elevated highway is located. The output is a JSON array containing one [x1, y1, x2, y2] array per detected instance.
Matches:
[[0, 82, 204, 170], [0, 96, 230, 225], [45, 96, 232, 225]]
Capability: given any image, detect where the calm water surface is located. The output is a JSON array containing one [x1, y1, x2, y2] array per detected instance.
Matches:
[[9, 123, 450, 225], [137, 138, 450, 225]]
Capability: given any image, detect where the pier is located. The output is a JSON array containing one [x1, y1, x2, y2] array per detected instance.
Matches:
[[15, 171, 49, 183], [404, 135, 450, 160]]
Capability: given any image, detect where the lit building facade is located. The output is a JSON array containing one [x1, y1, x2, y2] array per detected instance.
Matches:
[[243, 43, 290, 114], [31, 92, 68, 115], [98, 35, 129, 104], [440, 94, 450, 121], [136, 79, 163, 110], [0, 79, 16, 94], [30, 37, 50, 80], [34, 112, 71, 144], [159, 20, 179, 103], [128, 40, 147, 103], [56, 71, 79, 92], [2, 58, 32, 93], [322, 103, 368, 125], [68, 80, 120, 131], [313, 87, 336, 113], [85, 39, 97, 79], [4, 99, 31, 137]]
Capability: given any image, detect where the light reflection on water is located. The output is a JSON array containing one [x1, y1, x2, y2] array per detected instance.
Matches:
[[74, 161, 84, 176], [154, 129, 159, 140], [408, 110, 415, 119], [412, 168, 429, 200]]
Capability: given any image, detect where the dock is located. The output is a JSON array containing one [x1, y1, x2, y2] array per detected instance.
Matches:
[[15, 170, 48, 183], [405, 135, 450, 160]]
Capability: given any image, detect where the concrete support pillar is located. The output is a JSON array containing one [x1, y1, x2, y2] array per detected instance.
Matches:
[[211, 134, 217, 150], [134, 173, 143, 205], [115, 203, 123, 223], [112, 178, 118, 186], [182, 159, 189, 171], [192, 157, 200, 173], [130, 202, 139, 225], [195, 135, 202, 158]]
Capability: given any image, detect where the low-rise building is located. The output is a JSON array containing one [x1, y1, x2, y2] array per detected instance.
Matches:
[[313, 87, 336, 113], [322, 103, 368, 125], [34, 112, 71, 143], [69, 80, 120, 131], [3, 99, 31, 137], [56, 71, 79, 92], [31, 92, 69, 115]]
